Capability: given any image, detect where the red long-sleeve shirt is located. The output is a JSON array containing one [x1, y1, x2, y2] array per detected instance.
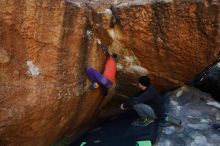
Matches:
[[103, 56, 116, 82]]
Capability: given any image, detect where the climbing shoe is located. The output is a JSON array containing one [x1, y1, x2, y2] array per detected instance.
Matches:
[[131, 118, 154, 127], [90, 82, 99, 89], [141, 117, 154, 126]]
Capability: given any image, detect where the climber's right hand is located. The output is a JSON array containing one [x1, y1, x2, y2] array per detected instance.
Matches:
[[97, 39, 101, 45]]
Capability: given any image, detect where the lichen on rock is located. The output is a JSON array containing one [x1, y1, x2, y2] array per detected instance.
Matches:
[[0, 49, 10, 64]]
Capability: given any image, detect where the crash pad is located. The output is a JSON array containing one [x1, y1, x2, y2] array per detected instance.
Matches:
[[70, 110, 159, 146]]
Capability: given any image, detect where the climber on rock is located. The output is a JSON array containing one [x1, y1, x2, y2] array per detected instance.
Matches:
[[120, 76, 163, 127], [86, 39, 118, 96]]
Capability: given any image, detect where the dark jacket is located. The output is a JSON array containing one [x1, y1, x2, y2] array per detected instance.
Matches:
[[124, 85, 163, 117]]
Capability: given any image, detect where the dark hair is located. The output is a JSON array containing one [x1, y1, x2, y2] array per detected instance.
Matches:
[[138, 76, 150, 87], [112, 53, 118, 62]]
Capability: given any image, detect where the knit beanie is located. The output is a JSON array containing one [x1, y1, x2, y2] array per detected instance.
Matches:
[[138, 76, 150, 87]]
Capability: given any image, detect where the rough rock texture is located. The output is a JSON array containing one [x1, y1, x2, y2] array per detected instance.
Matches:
[[0, 0, 219, 146], [158, 86, 220, 146], [192, 58, 220, 101], [0, 1, 113, 146], [114, 0, 220, 90]]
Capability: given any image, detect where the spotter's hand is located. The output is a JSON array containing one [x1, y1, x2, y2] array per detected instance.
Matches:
[[120, 104, 126, 110]]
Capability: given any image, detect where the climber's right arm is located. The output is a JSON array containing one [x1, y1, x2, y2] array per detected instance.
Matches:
[[97, 39, 110, 57]]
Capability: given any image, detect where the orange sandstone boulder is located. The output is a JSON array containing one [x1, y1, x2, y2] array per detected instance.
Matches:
[[0, 0, 219, 145]]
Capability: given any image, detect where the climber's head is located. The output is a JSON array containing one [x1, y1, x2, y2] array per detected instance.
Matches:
[[112, 53, 118, 62], [138, 76, 150, 90]]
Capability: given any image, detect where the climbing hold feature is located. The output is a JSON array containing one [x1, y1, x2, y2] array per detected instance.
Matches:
[[0, 49, 10, 64]]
